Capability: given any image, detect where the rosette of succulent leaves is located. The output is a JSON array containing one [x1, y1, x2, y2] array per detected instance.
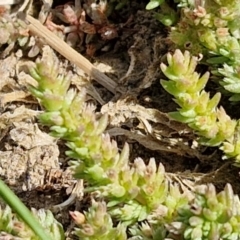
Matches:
[[147, 0, 240, 100], [151, 0, 240, 163], [160, 49, 240, 164], [0, 204, 64, 240], [167, 0, 240, 101], [22, 45, 240, 239]]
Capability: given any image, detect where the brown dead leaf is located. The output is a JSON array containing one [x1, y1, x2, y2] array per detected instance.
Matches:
[[0, 122, 60, 192], [101, 98, 191, 135], [10, 122, 56, 149], [107, 127, 202, 159], [0, 54, 17, 85], [0, 54, 32, 106], [0, 90, 31, 106], [102, 98, 209, 159], [0, 105, 39, 130]]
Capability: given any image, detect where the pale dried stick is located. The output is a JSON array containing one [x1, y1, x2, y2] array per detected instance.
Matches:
[[26, 15, 118, 94]]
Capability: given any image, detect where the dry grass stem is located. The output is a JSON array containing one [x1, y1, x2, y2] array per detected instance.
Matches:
[[26, 15, 118, 94]]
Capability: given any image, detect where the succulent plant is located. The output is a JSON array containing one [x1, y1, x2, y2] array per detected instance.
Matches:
[[25, 33, 240, 240], [166, 184, 240, 240], [28, 46, 192, 226], [129, 184, 240, 240], [71, 200, 127, 240], [168, 0, 240, 99], [28, 46, 123, 185], [170, 0, 240, 60], [0, 205, 64, 240], [25, 43, 240, 240], [1, 1, 240, 240], [30, 209, 65, 240], [160, 49, 240, 163], [217, 64, 240, 101]]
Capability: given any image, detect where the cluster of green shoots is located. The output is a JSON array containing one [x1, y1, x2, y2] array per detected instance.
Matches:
[[157, 0, 240, 162], [169, 0, 240, 101], [2, 45, 240, 239], [1, 0, 240, 239], [160, 49, 240, 163]]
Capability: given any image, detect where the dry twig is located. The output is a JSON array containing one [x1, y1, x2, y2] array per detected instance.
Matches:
[[25, 15, 118, 94]]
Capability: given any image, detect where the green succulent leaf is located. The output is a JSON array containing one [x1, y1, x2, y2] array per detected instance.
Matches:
[[146, 0, 164, 10], [168, 111, 194, 123]]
